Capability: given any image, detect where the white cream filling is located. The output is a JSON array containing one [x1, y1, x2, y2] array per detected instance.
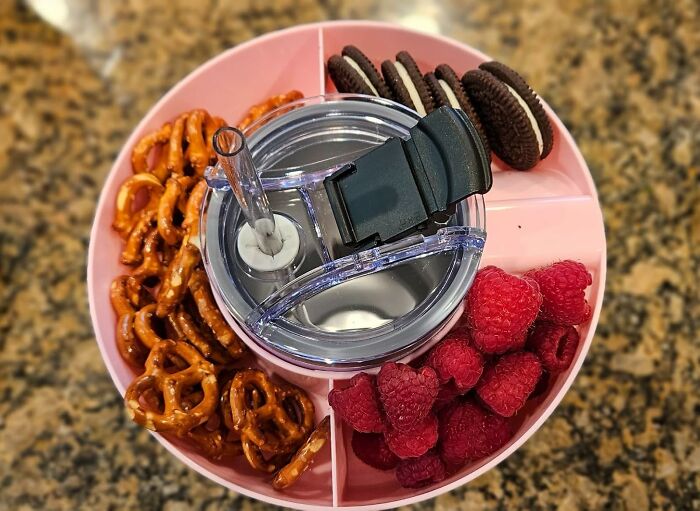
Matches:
[[503, 82, 543, 156], [343, 56, 379, 96], [393, 61, 427, 116], [438, 79, 461, 109]]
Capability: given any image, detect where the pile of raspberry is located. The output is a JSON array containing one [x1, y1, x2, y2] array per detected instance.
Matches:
[[328, 260, 592, 489]]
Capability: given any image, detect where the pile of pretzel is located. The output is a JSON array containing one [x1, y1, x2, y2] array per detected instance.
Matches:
[[109, 93, 328, 490]]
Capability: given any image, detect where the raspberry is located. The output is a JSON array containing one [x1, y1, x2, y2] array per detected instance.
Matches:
[[438, 400, 512, 468], [395, 451, 447, 489], [425, 332, 484, 392], [328, 373, 384, 433], [377, 362, 439, 431], [476, 352, 542, 417], [525, 260, 592, 326], [527, 322, 579, 374], [465, 266, 542, 354], [434, 381, 462, 411], [384, 414, 438, 459], [351, 431, 399, 470]]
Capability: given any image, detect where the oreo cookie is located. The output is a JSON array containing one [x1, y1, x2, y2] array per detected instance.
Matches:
[[328, 45, 392, 99], [381, 51, 434, 116], [462, 61, 553, 170], [425, 64, 490, 160]]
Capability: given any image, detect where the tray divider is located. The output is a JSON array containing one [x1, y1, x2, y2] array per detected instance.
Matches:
[[317, 27, 326, 95], [328, 378, 344, 507]]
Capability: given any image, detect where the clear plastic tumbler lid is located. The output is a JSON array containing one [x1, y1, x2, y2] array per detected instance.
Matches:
[[201, 94, 488, 369]]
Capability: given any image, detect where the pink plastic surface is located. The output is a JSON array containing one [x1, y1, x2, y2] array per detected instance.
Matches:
[[87, 20, 606, 510]]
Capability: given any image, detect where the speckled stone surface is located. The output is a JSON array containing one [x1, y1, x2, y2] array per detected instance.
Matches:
[[1, 0, 699, 509]]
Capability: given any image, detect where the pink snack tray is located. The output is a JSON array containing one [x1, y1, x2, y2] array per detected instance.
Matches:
[[87, 20, 606, 510]]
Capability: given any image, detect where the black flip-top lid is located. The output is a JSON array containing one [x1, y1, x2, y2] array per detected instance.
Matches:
[[324, 106, 492, 247]]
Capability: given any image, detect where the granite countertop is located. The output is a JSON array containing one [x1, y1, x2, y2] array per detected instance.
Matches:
[[1, 0, 698, 509]]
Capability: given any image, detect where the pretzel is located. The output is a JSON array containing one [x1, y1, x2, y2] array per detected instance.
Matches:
[[156, 235, 201, 318], [116, 312, 149, 369], [110, 275, 153, 317], [174, 306, 232, 365], [230, 370, 313, 455], [238, 90, 303, 131], [113, 173, 164, 238], [131, 228, 165, 280], [166, 113, 188, 176], [276, 383, 315, 443], [182, 179, 208, 238], [125, 339, 217, 435], [151, 142, 171, 183], [185, 110, 210, 176], [273, 415, 330, 490], [188, 268, 245, 358], [121, 210, 156, 265], [205, 116, 227, 161], [131, 122, 172, 176], [188, 422, 243, 459], [133, 303, 170, 349], [158, 175, 194, 246]]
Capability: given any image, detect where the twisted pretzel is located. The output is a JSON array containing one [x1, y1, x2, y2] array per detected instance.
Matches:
[[205, 116, 226, 161], [182, 179, 208, 239], [238, 90, 303, 131], [121, 210, 156, 265], [166, 113, 188, 176], [133, 303, 169, 349], [124, 340, 217, 435], [110, 275, 153, 317], [116, 312, 149, 369], [158, 175, 194, 246], [188, 268, 245, 359], [273, 415, 330, 490], [113, 173, 164, 238], [185, 110, 210, 176], [131, 122, 172, 178], [131, 228, 165, 280], [230, 370, 314, 457], [174, 306, 232, 365], [156, 236, 201, 318]]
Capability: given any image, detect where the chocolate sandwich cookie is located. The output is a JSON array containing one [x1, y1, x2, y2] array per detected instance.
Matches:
[[462, 61, 553, 170], [381, 51, 434, 116], [425, 64, 490, 160], [328, 45, 392, 98]]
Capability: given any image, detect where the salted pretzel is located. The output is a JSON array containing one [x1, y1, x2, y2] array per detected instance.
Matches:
[[230, 370, 314, 455], [185, 110, 210, 176], [110, 275, 153, 317], [133, 303, 171, 349], [205, 115, 227, 161], [166, 113, 188, 176], [273, 415, 330, 490], [125, 339, 217, 435], [174, 306, 232, 365], [188, 268, 245, 359], [116, 312, 149, 369], [158, 175, 194, 246], [121, 210, 156, 265], [182, 179, 208, 238], [156, 235, 201, 318], [131, 228, 165, 280], [113, 173, 164, 238], [238, 90, 303, 131], [131, 122, 172, 178]]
